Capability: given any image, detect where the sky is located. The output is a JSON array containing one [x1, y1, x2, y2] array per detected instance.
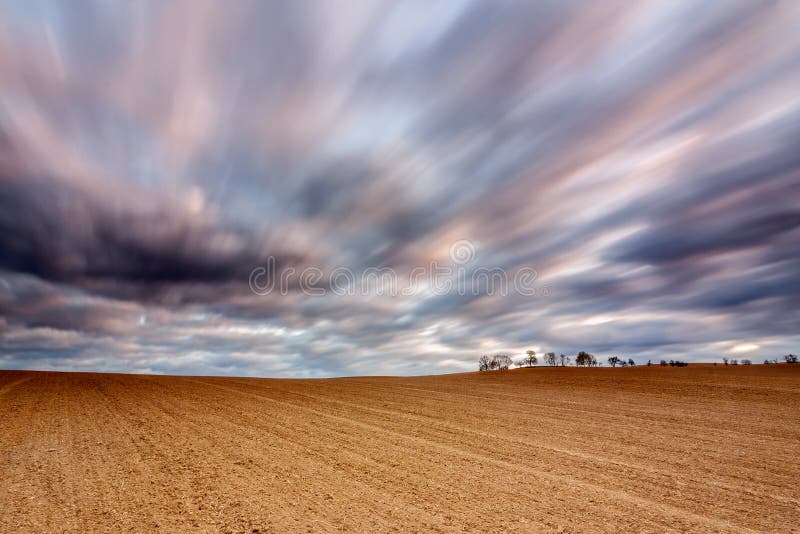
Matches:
[[1, 0, 799, 377]]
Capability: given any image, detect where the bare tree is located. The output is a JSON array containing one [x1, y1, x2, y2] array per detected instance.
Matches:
[[478, 355, 491, 371], [785, 354, 798, 364], [627, 358, 635, 366], [575, 351, 596, 367], [543, 352, 557, 366], [722, 357, 729, 365], [523, 350, 538, 367], [742, 359, 752, 365], [608, 356, 620, 367], [492, 353, 513, 370]]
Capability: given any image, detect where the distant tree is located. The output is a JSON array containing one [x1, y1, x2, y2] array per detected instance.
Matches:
[[731, 359, 738, 365], [742, 359, 752, 365], [660, 360, 667, 366], [478, 355, 491, 371], [575, 351, 596, 367], [492, 353, 513, 370], [785, 354, 798, 364], [627, 358, 635, 367], [559, 354, 570, 366], [515, 359, 524, 368], [523, 350, 538, 367], [608, 356, 620, 367], [647, 360, 652, 366], [543, 352, 557, 366], [764, 359, 771, 365], [722, 357, 729, 365]]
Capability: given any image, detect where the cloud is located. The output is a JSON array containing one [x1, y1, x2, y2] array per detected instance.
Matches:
[[1, 0, 799, 376]]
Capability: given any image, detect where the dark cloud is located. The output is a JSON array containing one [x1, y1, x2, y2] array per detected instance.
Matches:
[[0, 170, 308, 303], [612, 211, 800, 265]]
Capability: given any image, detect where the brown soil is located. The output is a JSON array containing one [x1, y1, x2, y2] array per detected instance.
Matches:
[[1, 365, 798, 532]]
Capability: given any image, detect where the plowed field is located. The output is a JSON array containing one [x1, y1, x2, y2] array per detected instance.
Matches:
[[1, 365, 798, 532]]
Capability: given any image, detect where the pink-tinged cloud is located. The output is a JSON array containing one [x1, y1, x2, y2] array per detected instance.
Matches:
[[0, 0, 798, 376]]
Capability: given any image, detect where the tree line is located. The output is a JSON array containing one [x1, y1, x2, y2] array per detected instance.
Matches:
[[478, 350, 639, 370], [724, 354, 797, 365], [478, 351, 799, 371]]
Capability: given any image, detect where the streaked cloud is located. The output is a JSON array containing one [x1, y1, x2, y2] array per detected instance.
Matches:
[[1, 0, 798, 376]]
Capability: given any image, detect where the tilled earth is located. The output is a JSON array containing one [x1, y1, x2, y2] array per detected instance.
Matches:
[[1, 365, 798, 532]]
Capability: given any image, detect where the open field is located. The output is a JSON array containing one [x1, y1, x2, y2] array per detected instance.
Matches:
[[1, 366, 799, 532]]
